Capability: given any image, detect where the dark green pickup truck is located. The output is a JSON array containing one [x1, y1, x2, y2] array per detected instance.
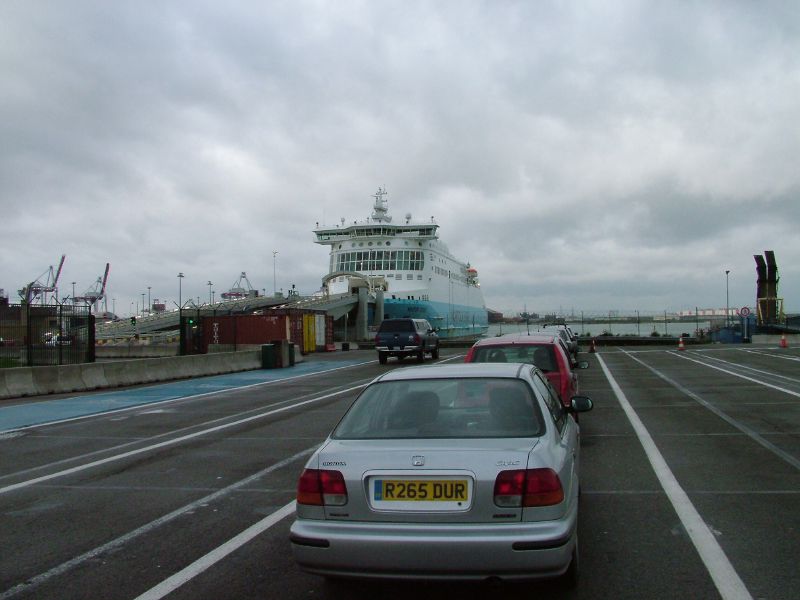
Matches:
[[374, 318, 440, 364]]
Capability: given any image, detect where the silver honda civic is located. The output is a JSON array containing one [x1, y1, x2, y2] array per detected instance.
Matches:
[[290, 362, 592, 583]]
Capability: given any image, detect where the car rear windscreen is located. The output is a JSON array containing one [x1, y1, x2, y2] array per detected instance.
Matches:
[[333, 378, 545, 439], [470, 345, 558, 372], [378, 319, 415, 332]]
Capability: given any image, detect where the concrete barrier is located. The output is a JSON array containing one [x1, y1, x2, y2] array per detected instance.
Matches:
[[80, 363, 109, 390], [0, 348, 296, 400], [752, 334, 800, 346], [28, 365, 84, 396], [3, 369, 33, 398], [0, 372, 10, 399], [99, 361, 131, 388]]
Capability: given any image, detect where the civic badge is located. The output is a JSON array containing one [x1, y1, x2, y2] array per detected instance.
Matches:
[[411, 455, 425, 466]]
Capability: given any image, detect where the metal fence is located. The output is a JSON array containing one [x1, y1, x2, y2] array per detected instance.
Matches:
[[0, 301, 95, 367]]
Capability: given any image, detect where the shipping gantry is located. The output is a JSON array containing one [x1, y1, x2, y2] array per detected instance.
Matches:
[[95, 291, 372, 339]]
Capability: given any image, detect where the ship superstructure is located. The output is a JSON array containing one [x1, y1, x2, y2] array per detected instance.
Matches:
[[314, 188, 488, 338]]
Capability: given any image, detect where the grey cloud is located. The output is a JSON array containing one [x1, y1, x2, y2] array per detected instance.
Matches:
[[1, 1, 798, 315]]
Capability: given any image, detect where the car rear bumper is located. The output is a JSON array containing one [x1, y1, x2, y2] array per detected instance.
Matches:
[[290, 513, 576, 581], [376, 345, 423, 354]]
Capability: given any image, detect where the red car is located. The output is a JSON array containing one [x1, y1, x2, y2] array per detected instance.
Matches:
[[464, 333, 588, 408]]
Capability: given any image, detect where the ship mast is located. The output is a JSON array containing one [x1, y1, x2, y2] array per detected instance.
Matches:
[[370, 186, 391, 223]]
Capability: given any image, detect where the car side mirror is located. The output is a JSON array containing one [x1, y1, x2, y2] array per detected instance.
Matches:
[[569, 396, 593, 413]]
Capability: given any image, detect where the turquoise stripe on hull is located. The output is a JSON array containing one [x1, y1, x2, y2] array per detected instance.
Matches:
[[383, 299, 488, 339]]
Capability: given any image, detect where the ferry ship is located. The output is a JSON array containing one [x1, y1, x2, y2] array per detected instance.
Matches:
[[313, 188, 488, 339]]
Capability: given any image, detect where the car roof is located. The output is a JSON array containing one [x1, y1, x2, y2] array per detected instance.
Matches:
[[471, 332, 558, 346], [373, 362, 535, 383], [543, 324, 575, 334]]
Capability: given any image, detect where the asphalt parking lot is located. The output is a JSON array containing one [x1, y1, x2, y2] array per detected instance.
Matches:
[[0, 344, 797, 599]]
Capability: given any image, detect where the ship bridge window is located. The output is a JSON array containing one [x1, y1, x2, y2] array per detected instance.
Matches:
[[336, 250, 424, 273]]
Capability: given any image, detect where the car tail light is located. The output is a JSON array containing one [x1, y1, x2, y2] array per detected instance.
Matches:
[[464, 347, 475, 362], [411, 333, 421, 344], [296, 469, 348, 506], [374, 334, 380, 345], [494, 468, 564, 507]]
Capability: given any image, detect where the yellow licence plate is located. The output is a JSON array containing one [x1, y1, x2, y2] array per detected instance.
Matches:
[[374, 479, 468, 502]]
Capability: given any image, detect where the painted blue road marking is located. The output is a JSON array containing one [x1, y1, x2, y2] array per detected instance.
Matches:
[[0, 360, 368, 432]]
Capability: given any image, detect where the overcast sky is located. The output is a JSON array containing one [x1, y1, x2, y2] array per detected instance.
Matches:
[[2, 0, 798, 318]]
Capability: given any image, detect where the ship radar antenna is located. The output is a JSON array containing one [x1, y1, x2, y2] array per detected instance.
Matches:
[[371, 186, 391, 223]]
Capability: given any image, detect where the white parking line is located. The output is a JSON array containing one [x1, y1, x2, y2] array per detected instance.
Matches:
[[0, 360, 374, 435], [0, 383, 367, 497], [0, 450, 311, 600], [596, 354, 752, 600], [689, 353, 800, 384], [668, 351, 800, 398], [1, 377, 372, 484], [134, 501, 297, 600], [622, 351, 800, 471], [740, 348, 800, 362]]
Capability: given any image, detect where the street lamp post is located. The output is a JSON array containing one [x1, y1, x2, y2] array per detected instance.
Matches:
[[725, 270, 730, 328], [178, 272, 184, 308], [272, 251, 278, 296], [208, 281, 213, 305], [71, 282, 76, 300], [141, 293, 145, 315], [147, 286, 151, 313]]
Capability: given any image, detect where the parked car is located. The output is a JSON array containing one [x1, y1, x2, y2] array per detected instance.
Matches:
[[541, 325, 579, 361], [290, 363, 593, 583], [374, 318, 439, 364], [465, 333, 588, 408], [44, 334, 74, 347]]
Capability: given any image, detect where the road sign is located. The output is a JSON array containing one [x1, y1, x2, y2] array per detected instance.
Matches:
[[740, 306, 751, 317]]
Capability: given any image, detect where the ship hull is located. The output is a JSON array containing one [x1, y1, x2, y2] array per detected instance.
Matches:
[[383, 298, 488, 340]]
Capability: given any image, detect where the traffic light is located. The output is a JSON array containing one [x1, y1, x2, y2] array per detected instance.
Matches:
[[187, 317, 195, 325], [130, 316, 136, 326]]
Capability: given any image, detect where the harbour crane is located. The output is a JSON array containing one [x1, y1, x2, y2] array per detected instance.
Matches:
[[73, 263, 110, 313], [18, 254, 66, 304]]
